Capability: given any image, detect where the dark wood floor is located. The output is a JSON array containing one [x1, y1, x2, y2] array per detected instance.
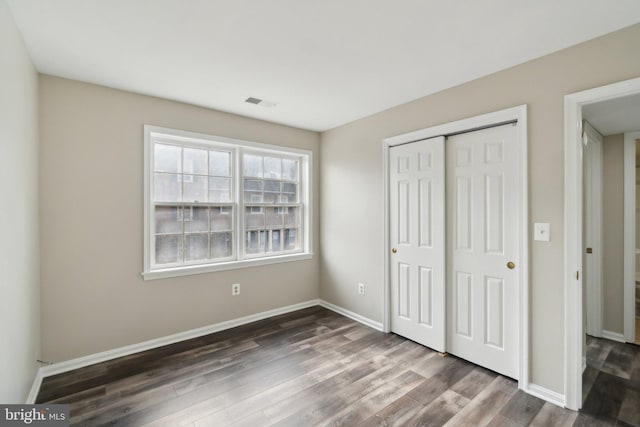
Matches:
[[581, 336, 640, 426], [36, 306, 639, 426]]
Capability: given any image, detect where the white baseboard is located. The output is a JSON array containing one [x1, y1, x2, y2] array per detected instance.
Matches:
[[318, 300, 383, 331], [26, 368, 44, 404], [26, 299, 320, 403], [523, 383, 566, 408], [602, 330, 626, 343], [25, 298, 567, 411]]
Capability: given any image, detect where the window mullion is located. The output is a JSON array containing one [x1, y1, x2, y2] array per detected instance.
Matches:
[[179, 147, 185, 264], [149, 140, 156, 268], [236, 147, 244, 261]]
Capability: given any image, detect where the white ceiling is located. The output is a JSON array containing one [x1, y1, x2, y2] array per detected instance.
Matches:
[[6, 1, 640, 132], [582, 93, 640, 136]]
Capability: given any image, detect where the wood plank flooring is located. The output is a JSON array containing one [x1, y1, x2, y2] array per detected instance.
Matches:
[[36, 306, 639, 426], [580, 336, 640, 426]]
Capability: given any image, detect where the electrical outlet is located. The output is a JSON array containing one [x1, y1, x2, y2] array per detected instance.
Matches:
[[358, 283, 365, 295], [232, 283, 240, 296]]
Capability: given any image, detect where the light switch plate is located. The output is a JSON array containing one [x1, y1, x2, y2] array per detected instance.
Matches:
[[534, 223, 550, 242]]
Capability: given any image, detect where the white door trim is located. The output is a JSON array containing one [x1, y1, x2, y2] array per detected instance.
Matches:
[[382, 104, 528, 387], [624, 131, 639, 343], [563, 76, 640, 411]]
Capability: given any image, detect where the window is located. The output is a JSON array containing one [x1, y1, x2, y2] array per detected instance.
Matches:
[[144, 126, 312, 279]]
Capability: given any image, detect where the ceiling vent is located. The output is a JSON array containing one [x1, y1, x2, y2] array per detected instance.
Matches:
[[245, 97, 277, 108]]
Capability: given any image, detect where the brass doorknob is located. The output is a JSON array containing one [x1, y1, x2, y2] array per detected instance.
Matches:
[[392, 248, 397, 253], [507, 261, 515, 270]]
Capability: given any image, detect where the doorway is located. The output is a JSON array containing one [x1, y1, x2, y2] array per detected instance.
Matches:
[[564, 77, 640, 411], [383, 105, 528, 386]]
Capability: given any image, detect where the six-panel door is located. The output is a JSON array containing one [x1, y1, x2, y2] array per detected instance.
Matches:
[[446, 123, 518, 379], [390, 136, 446, 353], [390, 124, 519, 379]]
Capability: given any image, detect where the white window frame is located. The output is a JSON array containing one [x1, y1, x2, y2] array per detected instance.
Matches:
[[143, 125, 313, 280]]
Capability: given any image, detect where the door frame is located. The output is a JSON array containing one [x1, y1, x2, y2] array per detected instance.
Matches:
[[563, 76, 640, 411], [382, 104, 528, 389], [624, 131, 639, 343]]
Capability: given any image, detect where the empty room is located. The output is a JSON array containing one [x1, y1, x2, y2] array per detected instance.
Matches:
[[2, 1, 640, 426]]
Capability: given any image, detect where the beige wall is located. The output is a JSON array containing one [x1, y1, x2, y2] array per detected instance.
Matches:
[[602, 134, 625, 334], [0, 0, 40, 403], [320, 24, 640, 393], [39, 76, 321, 362]]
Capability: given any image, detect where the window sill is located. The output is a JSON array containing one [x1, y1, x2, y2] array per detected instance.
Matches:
[[142, 252, 314, 280]]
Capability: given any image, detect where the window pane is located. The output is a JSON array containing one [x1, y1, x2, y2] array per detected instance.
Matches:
[[281, 182, 297, 203], [266, 207, 283, 227], [282, 159, 297, 181], [211, 232, 232, 258], [284, 206, 299, 227], [244, 179, 263, 203], [245, 207, 264, 229], [155, 206, 182, 234], [244, 154, 263, 178], [284, 228, 298, 251], [183, 175, 208, 202], [270, 229, 282, 252], [210, 150, 230, 177], [183, 147, 208, 175], [211, 206, 233, 231], [245, 230, 266, 254], [209, 177, 231, 202], [185, 233, 209, 261], [149, 132, 309, 273], [154, 173, 181, 202], [264, 157, 281, 179], [154, 144, 181, 173], [156, 234, 182, 264], [263, 180, 280, 203], [184, 207, 209, 232]]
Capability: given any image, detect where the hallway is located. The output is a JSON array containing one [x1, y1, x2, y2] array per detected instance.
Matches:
[[581, 336, 640, 425]]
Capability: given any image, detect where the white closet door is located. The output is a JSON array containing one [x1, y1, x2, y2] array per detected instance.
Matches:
[[446, 123, 519, 379], [390, 136, 446, 352]]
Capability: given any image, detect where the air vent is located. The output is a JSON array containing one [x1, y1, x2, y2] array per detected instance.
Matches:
[[245, 97, 277, 108]]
